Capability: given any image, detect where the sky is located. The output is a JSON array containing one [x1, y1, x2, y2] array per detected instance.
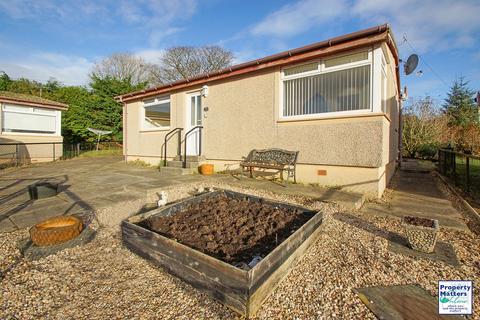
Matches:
[[0, 0, 479, 104]]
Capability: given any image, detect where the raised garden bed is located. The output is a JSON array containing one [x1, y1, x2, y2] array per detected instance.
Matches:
[[122, 190, 323, 317]]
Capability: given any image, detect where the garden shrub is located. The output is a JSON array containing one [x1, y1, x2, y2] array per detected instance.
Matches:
[[417, 144, 438, 160]]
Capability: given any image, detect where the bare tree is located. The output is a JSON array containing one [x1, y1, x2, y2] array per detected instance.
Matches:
[[153, 46, 234, 84], [91, 53, 157, 86], [402, 97, 448, 158]]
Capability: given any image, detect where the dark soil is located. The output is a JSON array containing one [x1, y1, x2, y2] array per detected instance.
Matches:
[[403, 216, 435, 228], [141, 193, 313, 266]]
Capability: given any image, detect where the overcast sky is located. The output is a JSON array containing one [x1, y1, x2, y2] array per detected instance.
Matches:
[[0, 0, 479, 103]]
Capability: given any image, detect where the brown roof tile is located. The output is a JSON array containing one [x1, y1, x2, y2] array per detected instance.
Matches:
[[0, 91, 68, 110]]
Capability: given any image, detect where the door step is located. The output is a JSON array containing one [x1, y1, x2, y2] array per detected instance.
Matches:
[[167, 160, 201, 169], [159, 166, 197, 176], [173, 155, 206, 162]]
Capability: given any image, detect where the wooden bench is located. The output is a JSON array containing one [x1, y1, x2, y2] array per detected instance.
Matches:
[[239, 148, 299, 183]]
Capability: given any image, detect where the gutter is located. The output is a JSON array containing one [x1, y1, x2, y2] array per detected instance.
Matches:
[[0, 97, 68, 110], [116, 24, 393, 103]]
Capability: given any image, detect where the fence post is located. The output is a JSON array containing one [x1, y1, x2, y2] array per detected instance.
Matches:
[[452, 152, 456, 184], [466, 156, 470, 193]]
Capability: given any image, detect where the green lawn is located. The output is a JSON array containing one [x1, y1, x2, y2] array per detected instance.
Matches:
[[453, 155, 480, 200], [78, 149, 123, 158]]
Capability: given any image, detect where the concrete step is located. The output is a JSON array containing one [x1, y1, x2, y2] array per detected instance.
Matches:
[[159, 166, 197, 176], [173, 155, 206, 162], [167, 160, 201, 169]]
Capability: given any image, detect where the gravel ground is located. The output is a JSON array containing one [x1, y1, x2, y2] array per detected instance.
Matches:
[[1, 181, 479, 319]]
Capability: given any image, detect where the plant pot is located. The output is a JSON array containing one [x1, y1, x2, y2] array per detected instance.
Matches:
[[30, 215, 83, 246], [402, 216, 439, 253], [28, 182, 59, 200], [199, 164, 214, 175]]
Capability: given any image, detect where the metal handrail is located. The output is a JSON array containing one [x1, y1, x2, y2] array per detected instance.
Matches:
[[163, 127, 183, 166], [183, 126, 203, 168]]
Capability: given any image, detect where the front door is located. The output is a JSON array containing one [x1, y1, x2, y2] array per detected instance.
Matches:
[[185, 92, 202, 155]]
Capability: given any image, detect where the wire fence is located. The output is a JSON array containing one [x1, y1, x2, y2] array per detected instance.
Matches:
[[0, 141, 122, 170], [438, 149, 480, 201]]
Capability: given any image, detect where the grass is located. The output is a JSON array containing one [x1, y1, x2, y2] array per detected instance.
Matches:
[[78, 149, 123, 158], [127, 159, 152, 167], [451, 155, 480, 200]]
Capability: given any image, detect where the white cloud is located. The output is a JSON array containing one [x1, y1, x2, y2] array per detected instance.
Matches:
[[250, 0, 480, 53], [117, 0, 197, 46], [352, 0, 480, 52], [134, 49, 165, 64], [251, 0, 347, 37], [0, 0, 198, 46], [0, 52, 94, 85], [0, 0, 200, 85], [0, 0, 108, 20]]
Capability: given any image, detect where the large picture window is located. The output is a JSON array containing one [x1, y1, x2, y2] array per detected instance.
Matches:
[[142, 96, 171, 130], [282, 51, 371, 118], [2, 104, 58, 134]]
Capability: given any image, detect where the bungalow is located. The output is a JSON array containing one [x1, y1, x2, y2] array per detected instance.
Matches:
[[0, 91, 68, 163], [117, 24, 401, 198]]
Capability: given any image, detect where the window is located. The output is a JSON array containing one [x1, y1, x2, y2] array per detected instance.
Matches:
[[381, 55, 388, 114], [142, 96, 170, 130], [324, 51, 369, 68], [1, 104, 58, 134], [282, 51, 371, 118], [381, 64, 387, 114]]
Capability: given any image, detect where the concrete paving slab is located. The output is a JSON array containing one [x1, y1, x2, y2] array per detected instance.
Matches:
[[388, 238, 460, 267], [211, 175, 365, 210], [355, 284, 464, 320], [363, 164, 468, 232], [0, 218, 17, 232], [0, 156, 365, 232]]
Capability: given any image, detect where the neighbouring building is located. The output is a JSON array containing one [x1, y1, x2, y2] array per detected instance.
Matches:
[[117, 24, 401, 198], [0, 91, 68, 164]]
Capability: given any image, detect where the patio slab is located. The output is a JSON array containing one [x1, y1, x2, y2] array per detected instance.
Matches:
[[210, 174, 365, 210], [355, 284, 465, 320], [362, 163, 468, 232], [0, 156, 363, 232], [387, 237, 460, 267]]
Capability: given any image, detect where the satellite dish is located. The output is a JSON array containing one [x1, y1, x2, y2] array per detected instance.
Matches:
[[404, 54, 419, 75]]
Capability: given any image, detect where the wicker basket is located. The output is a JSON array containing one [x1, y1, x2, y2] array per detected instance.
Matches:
[[30, 216, 83, 247]]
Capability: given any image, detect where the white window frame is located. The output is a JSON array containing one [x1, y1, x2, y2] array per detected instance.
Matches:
[[0, 103, 61, 136], [279, 49, 373, 121], [140, 96, 171, 132], [381, 55, 388, 114]]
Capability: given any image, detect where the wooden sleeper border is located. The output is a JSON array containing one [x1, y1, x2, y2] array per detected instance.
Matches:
[[122, 190, 323, 317]]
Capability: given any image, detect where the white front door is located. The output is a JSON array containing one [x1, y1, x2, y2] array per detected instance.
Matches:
[[185, 92, 202, 155]]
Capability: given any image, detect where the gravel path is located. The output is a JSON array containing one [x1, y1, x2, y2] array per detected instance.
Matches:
[[1, 182, 479, 319]]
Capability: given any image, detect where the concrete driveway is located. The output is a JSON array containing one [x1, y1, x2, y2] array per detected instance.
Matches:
[[0, 156, 365, 233], [0, 157, 204, 232]]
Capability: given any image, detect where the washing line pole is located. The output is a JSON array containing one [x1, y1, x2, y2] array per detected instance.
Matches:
[[87, 128, 113, 151]]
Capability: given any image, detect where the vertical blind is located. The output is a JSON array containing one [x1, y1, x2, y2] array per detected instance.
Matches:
[[283, 65, 371, 116]]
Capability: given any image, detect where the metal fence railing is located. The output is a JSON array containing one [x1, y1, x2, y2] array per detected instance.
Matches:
[[438, 149, 480, 200], [0, 141, 122, 170]]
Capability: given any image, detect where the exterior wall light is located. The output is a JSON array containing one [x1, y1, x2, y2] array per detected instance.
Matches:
[[201, 85, 209, 98]]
